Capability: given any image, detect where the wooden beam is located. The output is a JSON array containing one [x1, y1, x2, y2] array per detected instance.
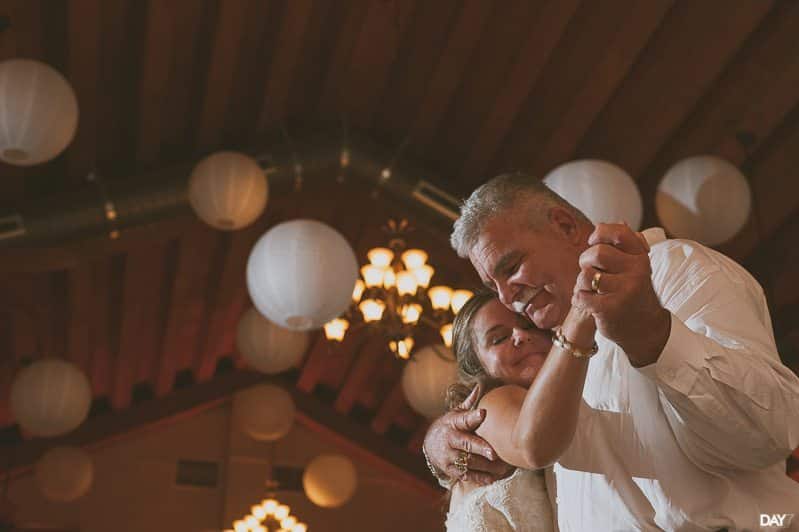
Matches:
[[65, 264, 94, 370], [135, 0, 175, 166], [89, 257, 114, 399], [333, 336, 387, 414], [371, 380, 408, 435], [111, 242, 169, 410], [575, 0, 772, 178], [194, 0, 250, 152], [459, 0, 582, 184], [255, 0, 315, 132], [407, 0, 494, 151], [156, 224, 221, 396], [524, 0, 674, 179], [1, 369, 440, 496], [65, 0, 101, 184], [336, 0, 417, 130]]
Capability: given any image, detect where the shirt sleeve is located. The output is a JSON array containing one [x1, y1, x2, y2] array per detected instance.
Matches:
[[636, 239, 799, 472]]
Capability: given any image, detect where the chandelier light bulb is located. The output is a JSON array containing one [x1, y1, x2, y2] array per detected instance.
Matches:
[[361, 265, 384, 288], [281, 516, 298, 529], [244, 516, 259, 528], [367, 247, 394, 268], [401, 249, 428, 270], [383, 268, 396, 289], [412, 265, 434, 288], [233, 521, 247, 532], [359, 299, 385, 322], [252, 526, 266, 532], [428, 286, 454, 310], [251, 505, 266, 520], [401, 303, 422, 325], [440, 323, 453, 348], [390, 337, 415, 359], [275, 504, 290, 520], [352, 279, 365, 302], [450, 289, 474, 314], [262, 499, 278, 514], [293, 524, 308, 532], [396, 271, 419, 296], [324, 318, 349, 341]]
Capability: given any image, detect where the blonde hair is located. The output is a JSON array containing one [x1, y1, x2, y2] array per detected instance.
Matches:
[[445, 290, 503, 410]]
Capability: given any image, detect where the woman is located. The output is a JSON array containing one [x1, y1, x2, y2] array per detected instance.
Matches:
[[445, 290, 596, 531]]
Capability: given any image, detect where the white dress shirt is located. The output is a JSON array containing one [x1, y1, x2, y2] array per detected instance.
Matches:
[[548, 228, 799, 531]]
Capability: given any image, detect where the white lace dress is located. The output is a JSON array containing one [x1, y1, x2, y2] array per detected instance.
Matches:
[[445, 468, 554, 532]]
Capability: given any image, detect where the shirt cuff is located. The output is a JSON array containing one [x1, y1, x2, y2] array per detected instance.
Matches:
[[635, 312, 704, 394]]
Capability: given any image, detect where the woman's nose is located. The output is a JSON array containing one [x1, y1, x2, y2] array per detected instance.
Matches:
[[512, 328, 531, 346]]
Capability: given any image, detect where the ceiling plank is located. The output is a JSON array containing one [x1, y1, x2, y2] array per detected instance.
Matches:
[[156, 224, 221, 396], [635, 0, 799, 234], [407, 0, 494, 152], [255, 0, 315, 132], [194, 0, 250, 152], [65, 0, 102, 184], [371, 0, 460, 148], [407, 420, 429, 455], [370, 380, 408, 435], [134, 0, 176, 166], [111, 242, 169, 410], [575, 0, 773, 178], [156, 0, 209, 163], [525, 1, 674, 179], [333, 336, 387, 415], [336, 0, 417, 130], [65, 264, 94, 371], [1, 369, 440, 496], [89, 257, 114, 399], [459, 0, 582, 185], [316, 0, 371, 119], [194, 222, 268, 383]]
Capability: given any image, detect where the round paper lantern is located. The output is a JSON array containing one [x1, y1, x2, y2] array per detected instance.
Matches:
[[232, 384, 295, 441], [0, 59, 79, 166], [10, 359, 91, 437], [34, 446, 93, 502], [246, 219, 358, 331], [401, 345, 457, 419], [543, 160, 643, 230], [303, 454, 357, 508], [656, 155, 751, 245], [236, 307, 310, 374], [189, 151, 269, 230]]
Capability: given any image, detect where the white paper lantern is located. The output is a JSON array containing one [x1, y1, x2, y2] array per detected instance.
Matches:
[[232, 384, 295, 441], [10, 359, 91, 437], [656, 155, 751, 245], [303, 454, 357, 508], [236, 307, 310, 374], [401, 345, 457, 420], [189, 151, 269, 230], [543, 159, 643, 230], [246, 219, 358, 331], [34, 446, 94, 502], [0, 59, 79, 166]]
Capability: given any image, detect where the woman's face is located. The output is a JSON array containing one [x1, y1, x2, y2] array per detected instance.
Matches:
[[471, 299, 552, 387]]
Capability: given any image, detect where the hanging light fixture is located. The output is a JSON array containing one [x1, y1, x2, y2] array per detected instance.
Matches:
[[322, 219, 472, 360]]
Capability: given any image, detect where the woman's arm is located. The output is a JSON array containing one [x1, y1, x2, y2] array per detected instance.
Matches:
[[476, 305, 596, 470]]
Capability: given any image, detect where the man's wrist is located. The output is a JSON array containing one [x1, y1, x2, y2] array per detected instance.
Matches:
[[422, 442, 452, 489]]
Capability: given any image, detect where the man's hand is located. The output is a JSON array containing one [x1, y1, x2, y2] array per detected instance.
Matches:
[[572, 223, 671, 367], [422, 385, 513, 485]]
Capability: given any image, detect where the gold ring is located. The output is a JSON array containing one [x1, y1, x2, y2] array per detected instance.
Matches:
[[454, 451, 469, 476], [591, 272, 603, 294]]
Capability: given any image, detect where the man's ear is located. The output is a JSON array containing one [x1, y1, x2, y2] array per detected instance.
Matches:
[[547, 206, 582, 245]]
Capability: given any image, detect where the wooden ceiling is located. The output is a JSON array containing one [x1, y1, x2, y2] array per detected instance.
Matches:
[[2, 0, 799, 487]]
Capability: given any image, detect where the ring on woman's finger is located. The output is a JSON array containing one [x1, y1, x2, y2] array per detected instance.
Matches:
[[591, 271, 603, 294]]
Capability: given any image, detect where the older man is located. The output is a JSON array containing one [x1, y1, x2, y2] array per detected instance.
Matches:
[[424, 173, 799, 531]]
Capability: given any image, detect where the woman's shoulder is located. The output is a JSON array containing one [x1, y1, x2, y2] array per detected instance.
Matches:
[[478, 384, 526, 412]]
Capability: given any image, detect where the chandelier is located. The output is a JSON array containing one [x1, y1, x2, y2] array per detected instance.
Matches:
[[323, 219, 473, 359], [230, 497, 306, 532]]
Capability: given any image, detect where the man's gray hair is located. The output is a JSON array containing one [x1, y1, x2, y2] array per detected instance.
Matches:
[[450, 172, 590, 258]]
